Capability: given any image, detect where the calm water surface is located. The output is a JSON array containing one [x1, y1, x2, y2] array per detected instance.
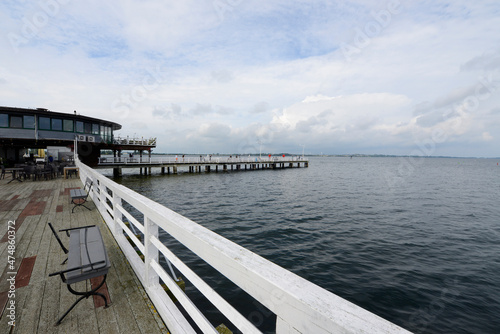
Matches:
[[107, 157, 500, 334]]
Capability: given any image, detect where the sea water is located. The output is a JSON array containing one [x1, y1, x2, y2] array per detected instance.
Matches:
[[108, 156, 500, 334]]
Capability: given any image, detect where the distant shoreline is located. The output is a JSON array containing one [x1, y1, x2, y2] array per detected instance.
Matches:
[[98, 150, 498, 159], [142, 153, 499, 159]]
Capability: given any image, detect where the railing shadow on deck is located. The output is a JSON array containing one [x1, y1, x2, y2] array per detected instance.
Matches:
[[76, 157, 412, 334]]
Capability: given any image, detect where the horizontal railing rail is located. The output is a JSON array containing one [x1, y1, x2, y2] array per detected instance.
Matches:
[[76, 157, 412, 334]]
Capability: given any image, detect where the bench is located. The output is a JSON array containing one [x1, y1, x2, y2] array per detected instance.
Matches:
[[49, 223, 111, 325], [70, 177, 93, 213]]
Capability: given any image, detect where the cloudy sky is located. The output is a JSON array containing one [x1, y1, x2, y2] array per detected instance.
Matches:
[[1, 0, 499, 157]]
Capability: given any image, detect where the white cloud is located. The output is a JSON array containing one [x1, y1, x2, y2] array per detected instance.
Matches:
[[1, 0, 499, 156], [198, 123, 232, 139], [482, 132, 494, 141]]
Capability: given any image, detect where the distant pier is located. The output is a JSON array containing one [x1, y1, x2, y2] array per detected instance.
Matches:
[[95, 156, 309, 177]]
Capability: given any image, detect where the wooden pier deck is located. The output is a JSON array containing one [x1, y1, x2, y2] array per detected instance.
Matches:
[[0, 175, 168, 333], [96, 156, 309, 176]]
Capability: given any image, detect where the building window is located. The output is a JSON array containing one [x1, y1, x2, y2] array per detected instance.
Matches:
[[39, 117, 51, 130], [100, 125, 112, 143], [0, 114, 7, 127], [76, 121, 84, 133], [63, 119, 74, 132], [84, 122, 92, 134], [51, 118, 63, 131], [23, 115, 35, 129], [10, 116, 23, 128], [92, 123, 99, 135]]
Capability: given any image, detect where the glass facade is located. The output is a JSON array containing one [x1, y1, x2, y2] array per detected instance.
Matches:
[[63, 119, 74, 132], [0, 111, 117, 144], [23, 115, 35, 129], [100, 125, 113, 143], [84, 122, 92, 134], [0, 114, 7, 127], [76, 121, 84, 133], [39, 117, 51, 130], [51, 118, 63, 131], [10, 116, 23, 128]]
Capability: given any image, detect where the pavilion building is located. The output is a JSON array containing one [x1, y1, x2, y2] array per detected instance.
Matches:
[[0, 106, 155, 166]]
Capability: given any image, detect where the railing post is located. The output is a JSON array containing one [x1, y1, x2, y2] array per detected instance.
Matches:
[[144, 215, 159, 287], [112, 193, 123, 236], [99, 178, 106, 213], [90, 174, 98, 202]]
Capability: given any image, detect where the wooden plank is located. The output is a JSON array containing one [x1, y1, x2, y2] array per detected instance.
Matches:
[[12, 281, 44, 334], [37, 221, 64, 334], [66, 192, 108, 333], [80, 208, 126, 333], [29, 215, 53, 285], [75, 281, 99, 334], [0, 216, 39, 294], [95, 303, 121, 334], [90, 276, 111, 308], [15, 256, 36, 288], [0, 291, 8, 319], [74, 196, 101, 334], [19, 214, 46, 259], [0, 198, 46, 242], [55, 196, 85, 333], [99, 221, 168, 333], [102, 259, 144, 333]]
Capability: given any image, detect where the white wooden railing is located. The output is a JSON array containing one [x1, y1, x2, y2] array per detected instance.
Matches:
[[113, 135, 157, 146], [76, 157, 412, 334]]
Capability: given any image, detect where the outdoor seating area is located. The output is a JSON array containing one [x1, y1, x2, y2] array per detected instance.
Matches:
[[0, 161, 77, 183]]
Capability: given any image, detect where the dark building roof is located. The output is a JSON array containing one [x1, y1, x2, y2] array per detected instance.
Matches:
[[0, 106, 122, 130]]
